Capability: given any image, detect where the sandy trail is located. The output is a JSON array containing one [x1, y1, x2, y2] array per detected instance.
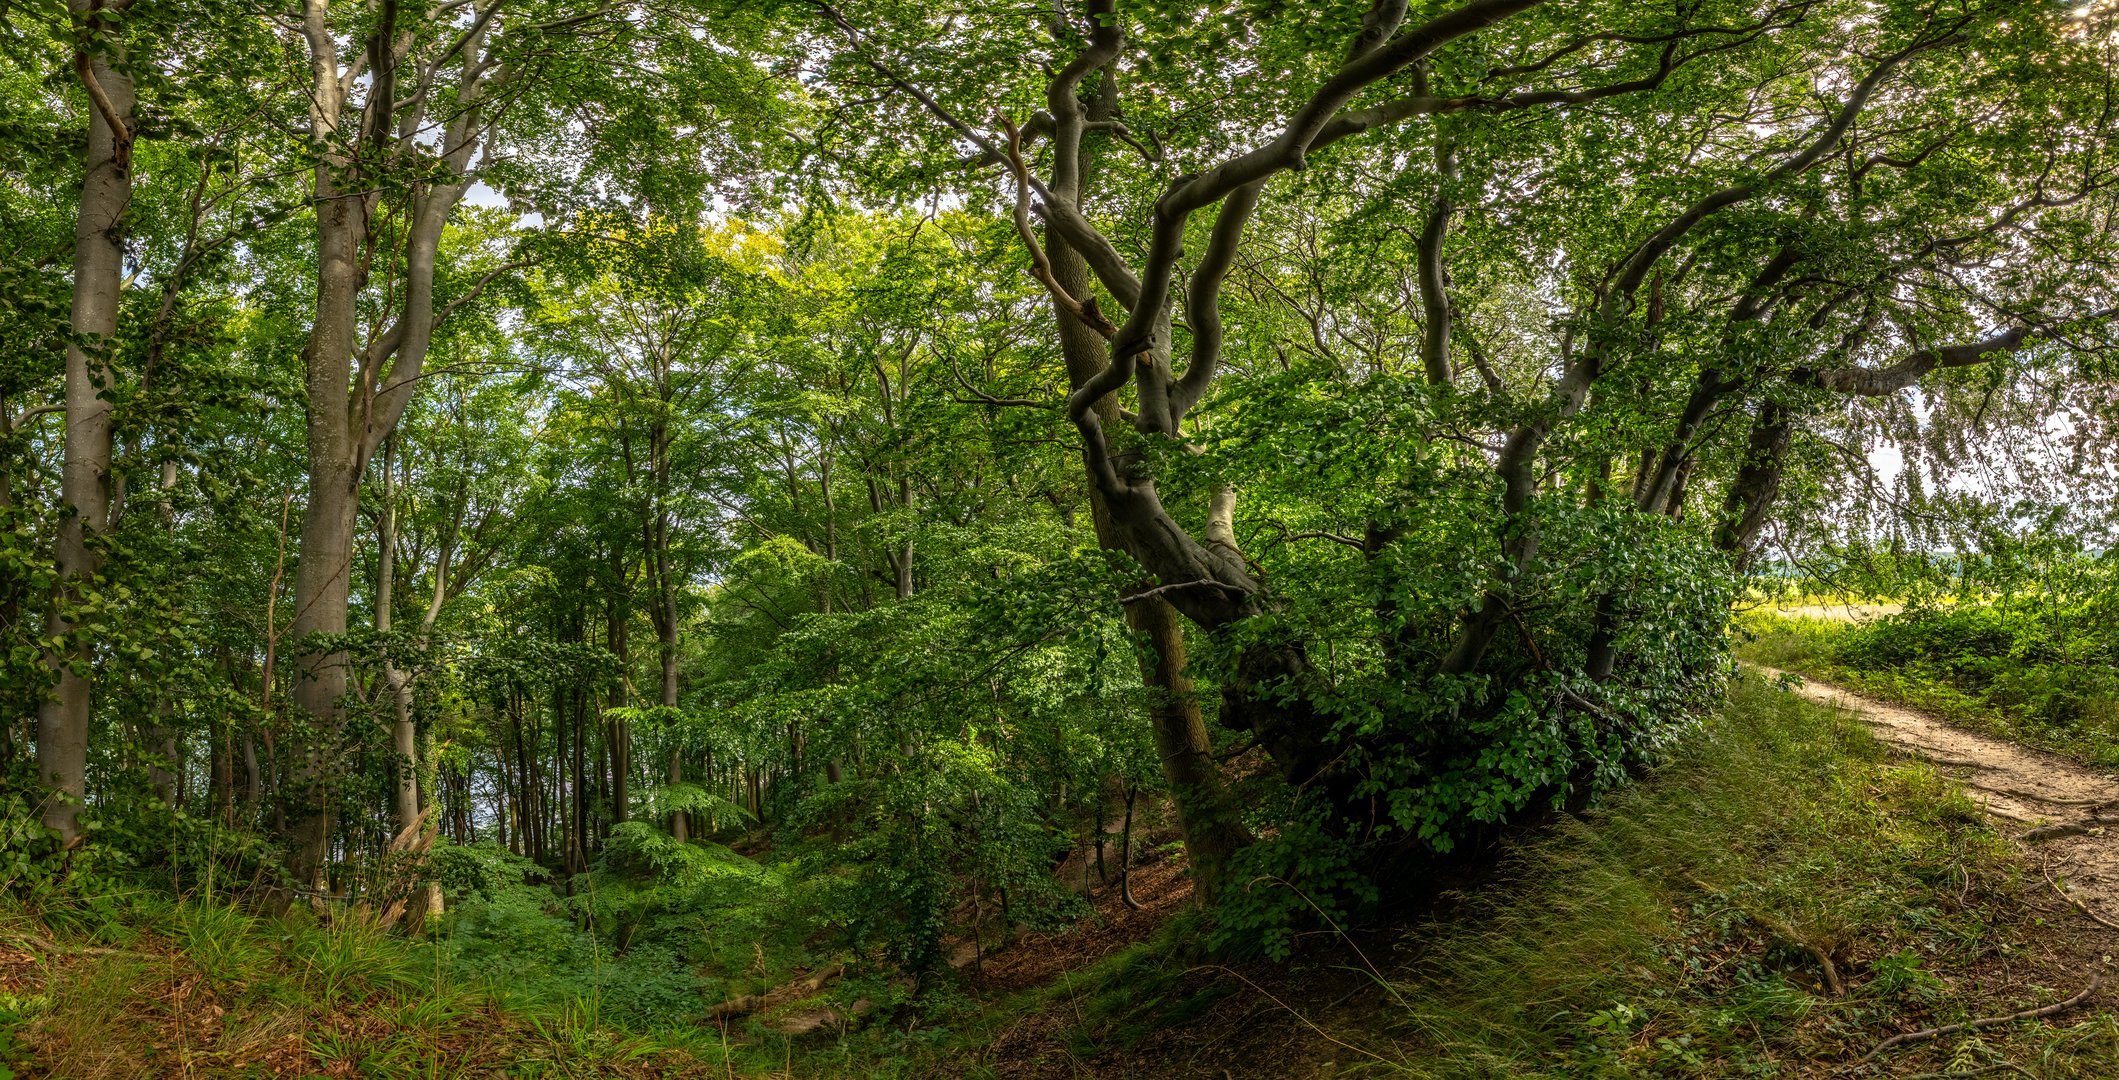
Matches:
[[1750, 666, 2119, 924]]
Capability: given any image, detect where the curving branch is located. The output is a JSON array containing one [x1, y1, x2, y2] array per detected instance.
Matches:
[[1810, 319, 2077, 397], [1602, 31, 1961, 316], [1001, 118, 1117, 341], [1097, 0, 1547, 376], [1170, 181, 1264, 423]]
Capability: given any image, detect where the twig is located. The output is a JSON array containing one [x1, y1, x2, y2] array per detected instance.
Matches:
[[944, 353, 1049, 409], [2043, 863, 2119, 932], [1497, 600, 1627, 727], [1860, 967, 2102, 1061]]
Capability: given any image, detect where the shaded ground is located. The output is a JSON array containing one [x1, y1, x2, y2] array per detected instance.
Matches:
[[957, 675, 2119, 1079], [13, 678, 2119, 1078]]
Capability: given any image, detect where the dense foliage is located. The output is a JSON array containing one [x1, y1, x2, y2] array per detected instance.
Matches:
[[7, 0, 2119, 1031]]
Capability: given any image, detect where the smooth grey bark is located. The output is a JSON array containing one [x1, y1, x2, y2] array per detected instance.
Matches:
[[283, 0, 498, 886], [1033, 35, 1252, 901], [38, 0, 135, 847]]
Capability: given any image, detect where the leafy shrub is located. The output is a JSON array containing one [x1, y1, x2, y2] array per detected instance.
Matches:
[[430, 839, 549, 902]]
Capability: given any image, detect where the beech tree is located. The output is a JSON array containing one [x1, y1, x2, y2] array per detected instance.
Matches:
[[9, 0, 2119, 988], [270, 0, 778, 888], [807, 0, 2119, 894]]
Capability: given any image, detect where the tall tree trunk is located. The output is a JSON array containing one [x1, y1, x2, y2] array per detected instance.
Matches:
[[1047, 234, 1249, 899], [240, 729, 260, 819], [667, 746, 687, 843], [375, 437, 422, 835], [1125, 596, 1248, 903], [283, 0, 481, 889], [37, 1, 135, 847], [1036, 70, 1251, 901], [607, 593, 630, 823], [140, 461, 183, 806], [660, 574, 685, 842], [283, 188, 362, 886]]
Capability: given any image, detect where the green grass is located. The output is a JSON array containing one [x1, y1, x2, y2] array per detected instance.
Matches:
[[1738, 608, 2119, 766], [9, 676, 2119, 1077], [896, 674, 2119, 1077], [1362, 673, 2053, 1077]]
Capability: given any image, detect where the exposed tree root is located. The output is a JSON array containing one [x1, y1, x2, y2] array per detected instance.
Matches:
[[2043, 863, 2119, 933], [1858, 968, 2102, 1062]]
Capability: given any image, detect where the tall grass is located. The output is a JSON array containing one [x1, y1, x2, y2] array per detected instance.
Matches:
[[1740, 607, 2119, 766], [1373, 674, 2028, 1076], [986, 675, 2114, 1078]]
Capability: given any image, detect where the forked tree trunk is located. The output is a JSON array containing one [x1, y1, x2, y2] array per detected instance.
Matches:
[[283, 2, 484, 887], [1048, 227, 1252, 900]]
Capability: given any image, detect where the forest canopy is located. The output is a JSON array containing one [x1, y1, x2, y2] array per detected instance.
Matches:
[[6, 0, 2119, 1007]]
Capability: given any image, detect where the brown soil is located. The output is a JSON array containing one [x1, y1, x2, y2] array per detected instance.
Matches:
[[1756, 665, 2119, 925], [967, 857, 1196, 995]]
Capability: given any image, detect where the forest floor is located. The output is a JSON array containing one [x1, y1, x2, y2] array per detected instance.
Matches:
[[10, 674, 2119, 1078], [945, 671, 2119, 1080], [1754, 665, 2119, 934]]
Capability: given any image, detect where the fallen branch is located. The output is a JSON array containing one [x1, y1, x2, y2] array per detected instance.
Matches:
[[1686, 875, 1843, 996], [706, 963, 845, 1020], [2043, 863, 2119, 932], [0, 931, 136, 958], [1860, 967, 2102, 1061]]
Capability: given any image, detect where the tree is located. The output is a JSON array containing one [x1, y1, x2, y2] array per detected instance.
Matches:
[[807, 0, 2119, 898], [33, 0, 138, 846]]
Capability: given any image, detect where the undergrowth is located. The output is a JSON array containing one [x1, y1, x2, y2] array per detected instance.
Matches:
[[924, 675, 2119, 1078], [7, 677, 2117, 1077]]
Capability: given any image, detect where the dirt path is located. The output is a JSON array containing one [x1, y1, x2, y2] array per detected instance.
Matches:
[[1751, 665, 2119, 926]]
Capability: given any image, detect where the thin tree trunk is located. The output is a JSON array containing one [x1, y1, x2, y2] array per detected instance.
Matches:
[[1120, 784, 1141, 910], [607, 594, 630, 823]]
